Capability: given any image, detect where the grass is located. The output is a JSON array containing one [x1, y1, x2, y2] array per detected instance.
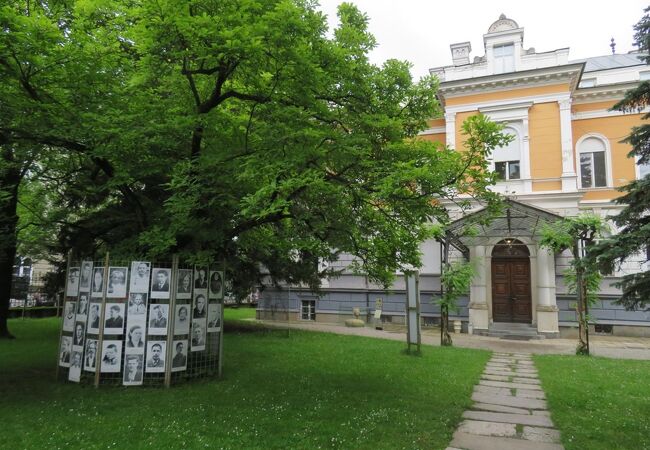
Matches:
[[223, 305, 257, 321], [0, 317, 489, 450], [535, 355, 650, 450]]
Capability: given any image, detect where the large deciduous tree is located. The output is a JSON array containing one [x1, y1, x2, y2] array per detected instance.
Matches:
[[0, 0, 505, 338]]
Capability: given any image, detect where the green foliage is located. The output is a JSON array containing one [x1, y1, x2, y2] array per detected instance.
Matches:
[[1, 0, 505, 301], [590, 6, 650, 310], [1, 317, 490, 449], [438, 260, 475, 311]]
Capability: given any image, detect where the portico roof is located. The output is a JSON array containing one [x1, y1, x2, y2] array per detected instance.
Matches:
[[445, 199, 562, 256]]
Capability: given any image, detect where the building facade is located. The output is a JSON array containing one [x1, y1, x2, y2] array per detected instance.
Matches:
[[258, 15, 650, 337]]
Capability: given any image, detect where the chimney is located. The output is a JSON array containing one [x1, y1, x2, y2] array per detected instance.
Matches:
[[450, 42, 472, 66]]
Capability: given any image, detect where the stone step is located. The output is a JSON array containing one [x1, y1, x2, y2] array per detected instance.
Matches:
[[480, 380, 543, 391], [472, 402, 532, 415], [450, 431, 563, 450]]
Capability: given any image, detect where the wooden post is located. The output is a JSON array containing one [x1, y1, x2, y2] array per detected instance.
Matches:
[[164, 254, 179, 388], [94, 253, 110, 388]]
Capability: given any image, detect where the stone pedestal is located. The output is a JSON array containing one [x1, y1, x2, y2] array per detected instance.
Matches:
[[536, 247, 559, 335], [469, 245, 489, 331], [469, 302, 489, 330]]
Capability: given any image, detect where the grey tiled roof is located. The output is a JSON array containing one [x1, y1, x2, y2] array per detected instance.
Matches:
[[571, 53, 646, 72]]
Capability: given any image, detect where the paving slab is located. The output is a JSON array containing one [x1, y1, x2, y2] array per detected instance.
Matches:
[[472, 402, 532, 415], [523, 426, 562, 443], [479, 380, 543, 391], [515, 388, 546, 400], [450, 431, 564, 450], [482, 374, 511, 382], [471, 392, 547, 410], [484, 369, 538, 378], [457, 420, 517, 437], [463, 410, 554, 427], [513, 377, 541, 385]]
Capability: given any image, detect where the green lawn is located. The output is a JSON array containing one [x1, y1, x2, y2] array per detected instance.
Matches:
[[0, 318, 489, 450], [535, 355, 650, 450], [223, 305, 257, 321]]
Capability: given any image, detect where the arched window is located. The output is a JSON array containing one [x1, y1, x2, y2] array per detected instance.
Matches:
[[577, 135, 610, 188], [493, 127, 520, 181]]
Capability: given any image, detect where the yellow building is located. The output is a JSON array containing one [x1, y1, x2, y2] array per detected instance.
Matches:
[[258, 15, 649, 337]]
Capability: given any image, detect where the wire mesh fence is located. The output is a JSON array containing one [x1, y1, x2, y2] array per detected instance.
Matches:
[[56, 255, 224, 388]]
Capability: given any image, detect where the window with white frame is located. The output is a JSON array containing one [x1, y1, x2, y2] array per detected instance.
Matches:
[[578, 136, 609, 188], [637, 156, 650, 179], [301, 299, 316, 321], [493, 127, 521, 180], [494, 44, 515, 74]]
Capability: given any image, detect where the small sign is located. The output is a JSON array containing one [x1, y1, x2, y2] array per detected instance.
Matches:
[[375, 298, 383, 310], [374, 309, 382, 319]]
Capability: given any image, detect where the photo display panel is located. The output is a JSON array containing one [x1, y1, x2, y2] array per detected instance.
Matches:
[[101, 340, 123, 373], [79, 261, 93, 292], [150, 267, 171, 299], [145, 340, 166, 373], [171, 339, 188, 372], [176, 269, 193, 300], [91, 267, 104, 298], [129, 261, 151, 294], [104, 303, 126, 335], [191, 318, 207, 352], [106, 266, 128, 298], [208, 271, 224, 300], [84, 339, 98, 372], [66, 267, 80, 297]]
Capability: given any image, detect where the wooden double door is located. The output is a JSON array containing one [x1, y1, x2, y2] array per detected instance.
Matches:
[[491, 257, 532, 323]]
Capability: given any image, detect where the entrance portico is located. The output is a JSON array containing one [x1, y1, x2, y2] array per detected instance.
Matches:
[[446, 199, 561, 337]]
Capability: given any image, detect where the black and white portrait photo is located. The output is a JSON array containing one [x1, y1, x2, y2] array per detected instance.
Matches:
[[77, 294, 89, 316], [59, 336, 72, 367], [66, 267, 80, 296], [91, 267, 104, 298], [174, 304, 190, 335], [194, 266, 208, 289], [176, 269, 193, 299], [73, 321, 86, 347], [123, 354, 144, 386], [68, 350, 83, 382], [208, 271, 223, 300], [207, 304, 222, 333], [79, 261, 93, 292], [88, 302, 101, 334], [171, 340, 188, 372], [84, 339, 97, 372], [148, 304, 169, 335], [63, 301, 76, 332], [126, 323, 145, 350], [104, 303, 125, 335], [106, 267, 128, 298], [192, 293, 207, 319], [100, 341, 122, 373], [150, 268, 171, 299], [129, 261, 151, 294], [128, 293, 148, 315], [191, 319, 207, 352], [145, 341, 166, 373]]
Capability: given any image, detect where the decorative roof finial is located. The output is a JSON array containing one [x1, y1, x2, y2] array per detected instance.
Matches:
[[610, 37, 616, 54], [499, 13, 506, 20]]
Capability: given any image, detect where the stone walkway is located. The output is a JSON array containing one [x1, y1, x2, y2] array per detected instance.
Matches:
[[447, 352, 564, 450]]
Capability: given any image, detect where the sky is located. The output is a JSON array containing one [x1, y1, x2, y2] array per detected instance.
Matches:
[[316, 0, 648, 79]]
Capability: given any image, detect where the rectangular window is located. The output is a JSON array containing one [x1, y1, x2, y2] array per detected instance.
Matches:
[[579, 78, 596, 88], [495, 160, 520, 180], [301, 300, 315, 321], [638, 160, 650, 179], [494, 44, 514, 74], [580, 152, 607, 188]]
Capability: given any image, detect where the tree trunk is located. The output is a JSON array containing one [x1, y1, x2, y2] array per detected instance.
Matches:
[[574, 257, 589, 355], [0, 147, 20, 339], [441, 305, 452, 346]]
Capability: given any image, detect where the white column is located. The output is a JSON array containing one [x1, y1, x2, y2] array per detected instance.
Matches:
[[536, 246, 559, 334], [445, 112, 456, 148], [468, 245, 489, 331], [521, 117, 532, 193], [559, 98, 577, 192]]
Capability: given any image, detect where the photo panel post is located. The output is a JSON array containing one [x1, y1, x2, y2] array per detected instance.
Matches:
[[68, 350, 83, 382], [207, 303, 221, 333], [208, 270, 224, 300], [79, 261, 93, 292], [150, 267, 172, 299], [191, 318, 207, 352], [103, 303, 125, 335], [106, 266, 128, 298], [123, 353, 145, 386], [129, 261, 151, 294], [174, 304, 191, 335], [84, 339, 98, 372], [58, 335, 72, 368], [100, 340, 123, 373], [91, 267, 104, 298], [148, 304, 169, 336], [145, 341, 166, 373], [176, 269, 193, 300], [66, 267, 80, 297], [171, 339, 188, 372]]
